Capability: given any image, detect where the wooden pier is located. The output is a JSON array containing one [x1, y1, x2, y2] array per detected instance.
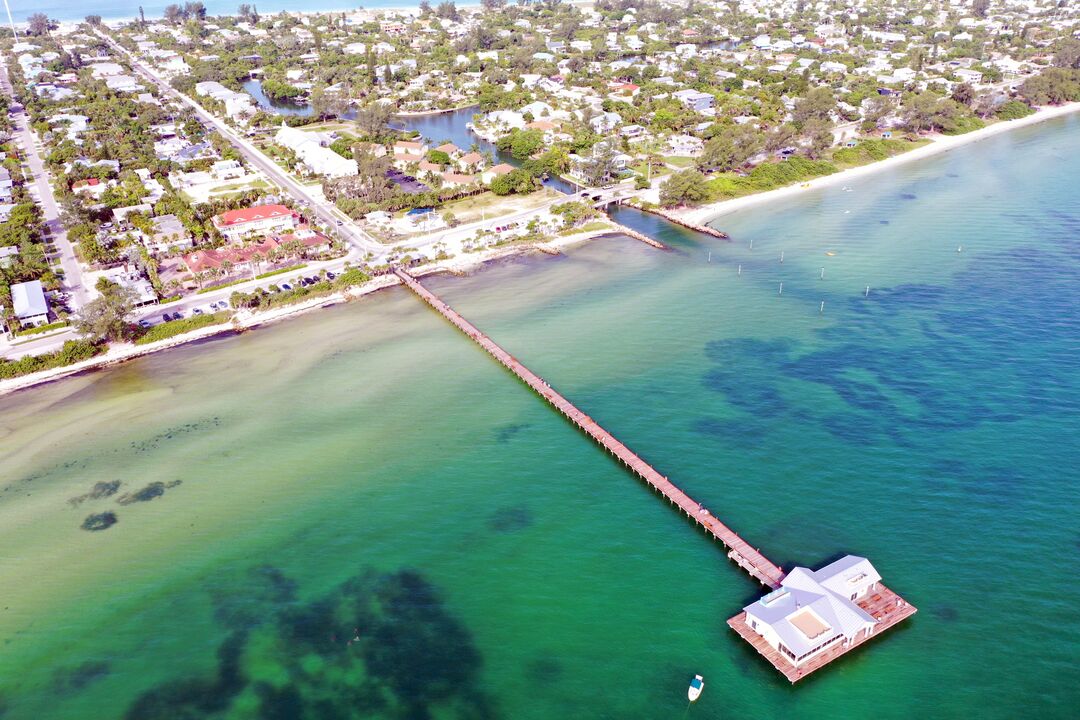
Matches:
[[394, 268, 784, 589]]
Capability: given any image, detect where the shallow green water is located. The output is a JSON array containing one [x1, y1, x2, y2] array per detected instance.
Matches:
[[1, 116, 1078, 719]]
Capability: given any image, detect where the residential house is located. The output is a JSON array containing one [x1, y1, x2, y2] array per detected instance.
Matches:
[[211, 160, 245, 180], [212, 204, 300, 243], [101, 266, 157, 306], [481, 163, 515, 185], [11, 280, 49, 327], [456, 152, 485, 172], [275, 126, 358, 178], [672, 89, 715, 112], [112, 203, 154, 226], [668, 134, 704, 156], [148, 214, 193, 253], [71, 178, 109, 199], [183, 228, 330, 276], [392, 140, 428, 162]]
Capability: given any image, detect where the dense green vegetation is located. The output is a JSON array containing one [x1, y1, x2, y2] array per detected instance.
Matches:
[[134, 311, 232, 345], [229, 268, 371, 310], [704, 158, 838, 201], [830, 138, 921, 167], [996, 100, 1035, 121], [0, 339, 105, 379]]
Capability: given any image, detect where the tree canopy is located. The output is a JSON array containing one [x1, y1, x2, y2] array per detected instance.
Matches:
[[660, 169, 709, 208]]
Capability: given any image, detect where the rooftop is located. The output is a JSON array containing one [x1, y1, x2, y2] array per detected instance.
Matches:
[[214, 204, 297, 228]]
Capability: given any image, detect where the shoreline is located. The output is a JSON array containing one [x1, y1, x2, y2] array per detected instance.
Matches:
[[0, 224, 616, 398], [675, 101, 1080, 226], [394, 103, 479, 118], [4, 105, 1076, 398]]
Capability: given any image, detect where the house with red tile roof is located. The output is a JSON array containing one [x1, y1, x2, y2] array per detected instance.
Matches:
[[392, 140, 428, 159], [212, 204, 300, 243], [456, 151, 485, 172], [481, 163, 515, 184], [441, 172, 479, 188], [182, 228, 332, 277]]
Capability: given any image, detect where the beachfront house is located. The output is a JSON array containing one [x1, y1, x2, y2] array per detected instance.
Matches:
[[741, 556, 882, 669], [212, 204, 300, 243], [11, 280, 49, 328]]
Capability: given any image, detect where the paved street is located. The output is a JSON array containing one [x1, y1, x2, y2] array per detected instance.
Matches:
[[2, 35, 622, 362], [0, 64, 90, 310], [96, 29, 387, 260]]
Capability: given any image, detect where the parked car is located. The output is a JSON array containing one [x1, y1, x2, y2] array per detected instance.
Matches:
[[281, 283, 292, 291], [326, 271, 336, 280], [192, 308, 203, 315], [138, 319, 151, 329], [161, 314, 171, 323]]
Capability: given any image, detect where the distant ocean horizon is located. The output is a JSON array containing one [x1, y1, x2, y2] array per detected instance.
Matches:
[[3, 0, 477, 24]]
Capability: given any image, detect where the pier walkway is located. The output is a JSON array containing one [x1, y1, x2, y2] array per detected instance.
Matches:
[[394, 268, 785, 589]]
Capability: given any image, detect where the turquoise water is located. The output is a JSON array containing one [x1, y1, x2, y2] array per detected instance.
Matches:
[[0, 115, 1078, 719]]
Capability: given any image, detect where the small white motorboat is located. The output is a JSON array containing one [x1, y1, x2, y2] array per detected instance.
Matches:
[[688, 674, 704, 702]]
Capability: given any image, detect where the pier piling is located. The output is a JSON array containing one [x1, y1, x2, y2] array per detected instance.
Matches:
[[394, 268, 785, 590]]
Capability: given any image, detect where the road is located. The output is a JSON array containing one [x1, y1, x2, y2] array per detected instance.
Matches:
[[3, 34, 619, 360], [388, 186, 630, 252], [0, 64, 90, 310], [1, 252, 360, 359], [95, 29, 385, 259]]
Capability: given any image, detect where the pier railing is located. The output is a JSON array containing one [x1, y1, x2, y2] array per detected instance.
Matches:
[[394, 268, 784, 589]]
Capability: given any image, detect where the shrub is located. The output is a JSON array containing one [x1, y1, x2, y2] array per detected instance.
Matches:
[[996, 100, 1035, 121], [0, 339, 105, 379], [133, 312, 232, 345]]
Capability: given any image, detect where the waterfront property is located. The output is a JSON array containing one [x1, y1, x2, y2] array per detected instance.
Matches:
[[393, 268, 915, 682], [212, 204, 300, 243], [728, 556, 916, 682], [11, 280, 49, 327]]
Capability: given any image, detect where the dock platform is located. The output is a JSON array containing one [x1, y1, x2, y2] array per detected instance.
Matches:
[[727, 584, 917, 683], [394, 268, 915, 683]]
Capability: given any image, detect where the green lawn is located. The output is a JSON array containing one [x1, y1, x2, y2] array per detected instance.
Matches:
[[630, 162, 670, 179], [664, 156, 695, 168], [437, 187, 561, 225], [211, 179, 271, 194]]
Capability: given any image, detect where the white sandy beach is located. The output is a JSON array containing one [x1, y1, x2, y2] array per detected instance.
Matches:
[[675, 101, 1080, 226], [5, 101, 1078, 398], [0, 223, 618, 398]]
